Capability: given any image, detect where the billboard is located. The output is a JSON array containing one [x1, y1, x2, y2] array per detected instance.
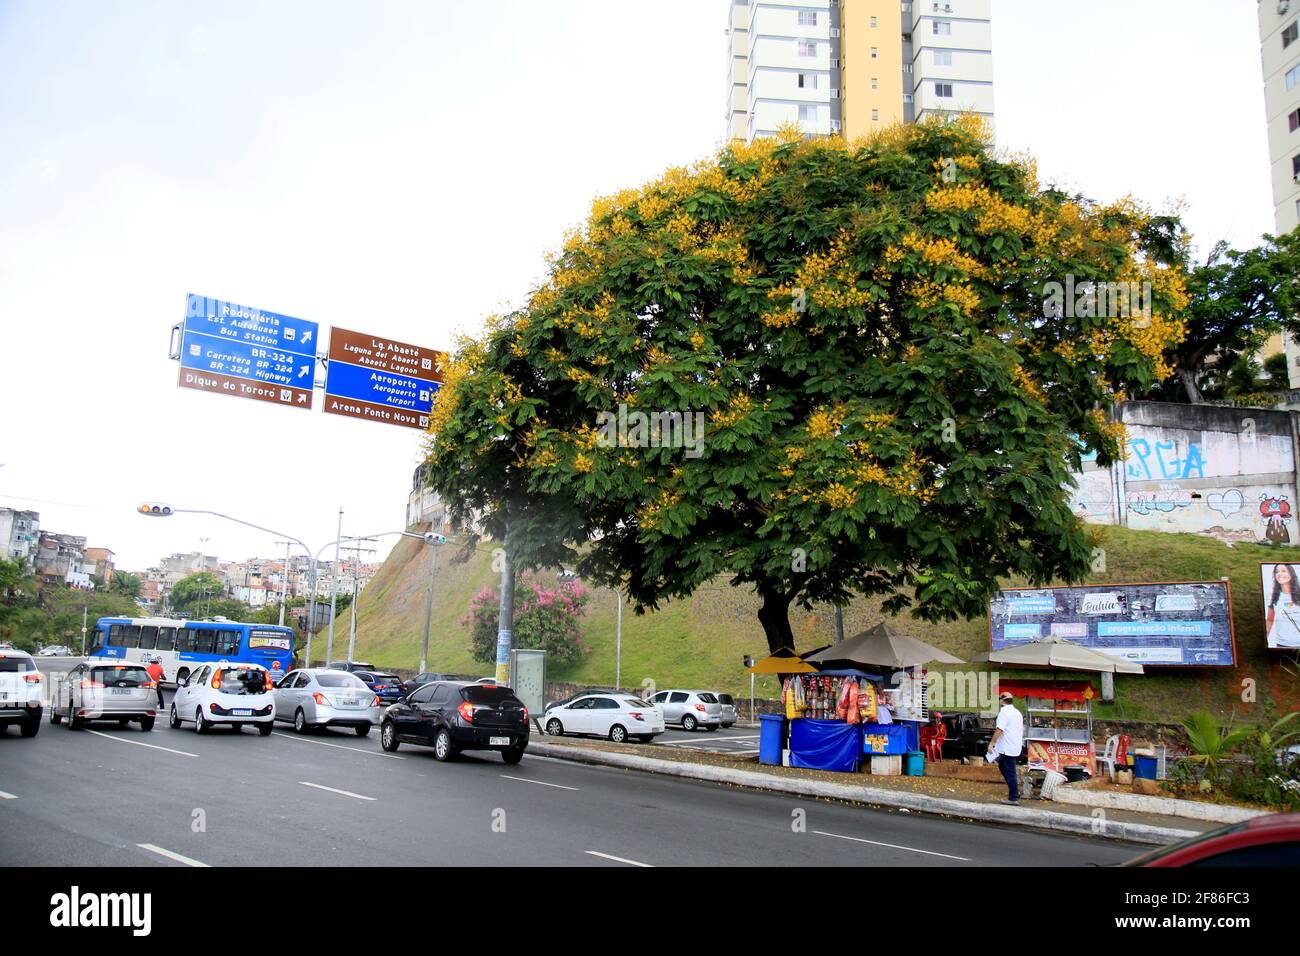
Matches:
[[989, 581, 1236, 667], [1260, 563, 1300, 650]]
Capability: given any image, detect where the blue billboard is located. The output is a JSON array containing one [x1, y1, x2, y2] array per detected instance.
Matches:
[[989, 581, 1236, 667]]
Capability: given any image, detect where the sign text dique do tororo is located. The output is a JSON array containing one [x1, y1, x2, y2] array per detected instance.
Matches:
[[322, 326, 444, 430]]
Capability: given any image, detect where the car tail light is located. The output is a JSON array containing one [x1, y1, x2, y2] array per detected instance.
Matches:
[[313, 692, 329, 706], [79, 679, 103, 689], [211, 670, 222, 690], [372, 696, 381, 707], [23, 673, 42, 684], [629, 711, 644, 721], [458, 701, 475, 723], [695, 703, 706, 712], [142, 679, 157, 689], [522, 705, 529, 723]]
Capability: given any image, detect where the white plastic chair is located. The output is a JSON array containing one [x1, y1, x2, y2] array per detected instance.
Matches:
[[1097, 734, 1119, 781]]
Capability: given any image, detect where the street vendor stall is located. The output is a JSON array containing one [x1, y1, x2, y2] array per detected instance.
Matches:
[[1000, 678, 1098, 777]]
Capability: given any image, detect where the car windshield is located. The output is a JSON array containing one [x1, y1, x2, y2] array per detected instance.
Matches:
[[317, 673, 367, 688], [697, 692, 718, 703], [370, 673, 400, 682], [622, 698, 651, 708], [216, 668, 269, 694], [462, 686, 521, 705], [0, 657, 35, 672], [719, 694, 734, 705], [92, 665, 149, 686]]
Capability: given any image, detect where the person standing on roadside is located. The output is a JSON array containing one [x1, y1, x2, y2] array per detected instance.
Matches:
[[145, 656, 165, 708], [987, 691, 1024, 805]]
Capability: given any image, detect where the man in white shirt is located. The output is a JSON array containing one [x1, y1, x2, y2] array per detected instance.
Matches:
[[987, 691, 1025, 805]]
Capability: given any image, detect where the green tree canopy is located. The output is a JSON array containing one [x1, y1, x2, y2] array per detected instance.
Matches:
[[423, 120, 1188, 652], [168, 572, 225, 615]]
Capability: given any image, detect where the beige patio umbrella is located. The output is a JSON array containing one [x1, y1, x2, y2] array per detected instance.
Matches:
[[803, 620, 965, 669], [980, 636, 1144, 674], [745, 648, 819, 674]]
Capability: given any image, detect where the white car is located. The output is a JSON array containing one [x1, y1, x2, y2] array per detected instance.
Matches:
[[50, 660, 157, 731], [0, 648, 44, 737], [169, 661, 275, 735], [541, 694, 665, 744]]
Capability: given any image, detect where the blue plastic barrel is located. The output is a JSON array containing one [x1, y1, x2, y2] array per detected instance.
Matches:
[[905, 751, 925, 776], [1134, 754, 1157, 780], [759, 713, 786, 766]]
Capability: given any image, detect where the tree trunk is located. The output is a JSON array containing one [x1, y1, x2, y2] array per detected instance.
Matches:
[[757, 585, 796, 654], [1177, 365, 1204, 404]]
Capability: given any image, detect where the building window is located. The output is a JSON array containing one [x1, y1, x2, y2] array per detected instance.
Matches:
[[1290, 108, 1300, 133], [798, 40, 817, 56], [871, 77, 879, 89], [871, 46, 878, 58], [903, 62, 912, 73], [872, 108, 880, 121], [1284, 20, 1298, 48], [934, 19, 952, 35], [870, 16, 878, 27], [1287, 64, 1299, 90], [935, 81, 953, 98], [1293, 153, 1300, 178], [798, 73, 819, 89], [799, 104, 818, 122], [934, 49, 952, 65], [903, 93, 913, 103], [798, 10, 817, 26]]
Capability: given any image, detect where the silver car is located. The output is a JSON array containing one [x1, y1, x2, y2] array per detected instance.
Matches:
[[717, 693, 738, 728], [274, 668, 380, 736], [51, 660, 157, 730], [650, 689, 723, 731]]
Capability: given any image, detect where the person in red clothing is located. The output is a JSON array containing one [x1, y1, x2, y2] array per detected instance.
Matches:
[[145, 657, 165, 708], [922, 712, 947, 761]]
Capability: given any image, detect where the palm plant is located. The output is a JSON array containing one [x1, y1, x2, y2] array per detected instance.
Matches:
[[1179, 711, 1255, 788]]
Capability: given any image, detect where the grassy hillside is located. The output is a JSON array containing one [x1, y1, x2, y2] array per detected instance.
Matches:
[[346, 524, 1299, 724]]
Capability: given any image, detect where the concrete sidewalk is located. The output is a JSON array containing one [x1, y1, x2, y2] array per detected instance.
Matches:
[[528, 737, 1219, 846]]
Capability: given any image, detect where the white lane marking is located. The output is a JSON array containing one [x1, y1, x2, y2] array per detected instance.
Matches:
[[273, 731, 401, 759], [500, 774, 579, 791], [585, 850, 653, 867], [137, 843, 210, 867], [299, 781, 376, 801], [85, 729, 198, 757], [812, 829, 972, 861], [0, 790, 16, 800]]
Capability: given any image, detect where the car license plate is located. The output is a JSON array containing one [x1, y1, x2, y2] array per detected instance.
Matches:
[[110, 688, 131, 696], [490, 736, 510, 746], [233, 709, 252, 716]]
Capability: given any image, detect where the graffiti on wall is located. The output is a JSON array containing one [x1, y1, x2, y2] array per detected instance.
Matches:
[[1126, 438, 1205, 481]]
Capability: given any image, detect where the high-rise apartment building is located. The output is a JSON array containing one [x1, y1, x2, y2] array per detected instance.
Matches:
[[1258, 0, 1300, 386], [726, 0, 993, 143]]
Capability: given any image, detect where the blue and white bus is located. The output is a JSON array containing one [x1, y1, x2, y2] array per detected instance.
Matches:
[[89, 617, 295, 684]]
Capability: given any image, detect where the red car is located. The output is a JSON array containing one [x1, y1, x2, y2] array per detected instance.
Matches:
[[1124, 813, 1300, 866]]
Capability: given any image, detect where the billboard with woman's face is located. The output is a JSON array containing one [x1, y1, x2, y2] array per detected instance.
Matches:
[[1261, 563, 1300, 650]]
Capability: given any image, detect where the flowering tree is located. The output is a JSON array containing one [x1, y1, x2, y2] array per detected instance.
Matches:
[[426, 119, 1187, 654], [462, 580, 590, 665]]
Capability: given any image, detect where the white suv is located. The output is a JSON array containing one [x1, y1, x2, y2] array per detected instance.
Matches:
[[169, 662, 275, 735], [0, 648, 44, 737]]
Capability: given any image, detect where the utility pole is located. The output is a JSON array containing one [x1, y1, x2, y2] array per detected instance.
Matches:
[[341, 537, 377, 664], [494, 524, 513, 685], [834, 605, 845, 643], [419, 542, 437, 674], [273, 540, 292, 627], [81, 606, 87, 657], [326, 507, 342, 665]]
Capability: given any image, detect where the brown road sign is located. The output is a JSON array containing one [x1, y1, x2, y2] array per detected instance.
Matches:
[[322, 394, 430, 430], [327, 327, 444, 382], [178, 367, 312, 409]]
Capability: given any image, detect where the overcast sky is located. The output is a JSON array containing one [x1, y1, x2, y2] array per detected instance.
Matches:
[[0, 0, 1276, 572]]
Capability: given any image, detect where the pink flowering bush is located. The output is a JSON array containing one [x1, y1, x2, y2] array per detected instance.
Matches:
[[463, 579, 590, 665]]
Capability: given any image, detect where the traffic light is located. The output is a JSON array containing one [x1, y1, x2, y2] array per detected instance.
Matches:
[[423, 532, 447, 545], [742, 655, 754, 668], [137, 503, 174, 517]]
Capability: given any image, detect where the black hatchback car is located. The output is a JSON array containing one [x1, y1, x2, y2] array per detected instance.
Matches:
[[381, 681, 529, 763]]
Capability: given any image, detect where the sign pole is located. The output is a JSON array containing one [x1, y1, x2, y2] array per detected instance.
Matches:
[[326, 508, 342, 664], [420, 545, 436, 674]]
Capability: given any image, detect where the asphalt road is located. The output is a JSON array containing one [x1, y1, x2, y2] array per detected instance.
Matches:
[[1, 688, 1142, 867]]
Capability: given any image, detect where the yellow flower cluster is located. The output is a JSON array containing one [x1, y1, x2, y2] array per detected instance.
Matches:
[[901, 232, 988, 279], [822, 483, 857, 509], [859, 411, 895, 431], [1011, 364, 1046, 403], [637, 488, 683, 531], [689, 330, 706, 351], [806, 406, 844, 440], [573, 453, 593, 474], [711, 393, 754, 427], [943, 283, 981, 317]]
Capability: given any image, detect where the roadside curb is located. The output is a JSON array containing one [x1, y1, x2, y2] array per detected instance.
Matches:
[[1050, 784, 1268, 824], [526, 742, 1201, 846]]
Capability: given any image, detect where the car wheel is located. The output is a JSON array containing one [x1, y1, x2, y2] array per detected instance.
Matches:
[[608, 724, 628, 744], [636, 735, 654, 743], [545, 718, 564, 736], [501, 744, 525, 765], [68, 704, 83, 730], [257, 722, 274, 737], [354, 724, 370, 737], [20, 717, 39, 738], [704, 724, 719, 732], [195, 708, 211, 735], [169, 704, 182, 729], [380, 720, 400, 752], [50, 707, 62, 725], [682, 714, 697, 731], [433, 728, 455, 762], [139, 716, 155, 732], [293, 709, 309, 735]]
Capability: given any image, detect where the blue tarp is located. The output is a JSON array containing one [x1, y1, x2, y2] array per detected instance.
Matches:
[[788, 718, 861, 772]]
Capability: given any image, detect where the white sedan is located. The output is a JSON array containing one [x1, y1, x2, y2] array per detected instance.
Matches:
[[541, 694, 665, 744]]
